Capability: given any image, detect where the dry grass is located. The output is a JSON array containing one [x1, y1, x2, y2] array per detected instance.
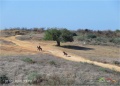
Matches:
[[0, 54, 120, 85], [57, 42, 120, 66]]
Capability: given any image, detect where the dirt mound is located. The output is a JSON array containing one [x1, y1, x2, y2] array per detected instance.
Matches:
[[15, 35, 32, 40], [0, 39, 16, 45], [15, 33, 44, 41]]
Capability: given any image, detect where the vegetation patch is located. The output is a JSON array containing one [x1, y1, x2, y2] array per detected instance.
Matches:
[[109, 38, 120, 45], [49, 61, 57, 66], [27, 72, 47, 84], [0, 75, 10, 84], [44, 28, 73, 46], [27, 72, 75, 85], [75, 29, 120, 46], [113, 61, 120, 66], [21, 58, 35, 63]]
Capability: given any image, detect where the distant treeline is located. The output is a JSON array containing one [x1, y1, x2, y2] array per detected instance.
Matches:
[[1, 27, 45, 36], [1, 27, 120, 46], [3, 27, 120, 35], [2, 27, 120, 37], [76, 29, 120, 37], [3, 27, 45, 33], [74, 29, 120, 46]]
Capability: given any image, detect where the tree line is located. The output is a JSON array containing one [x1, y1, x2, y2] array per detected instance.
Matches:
[[2, 27, 120, 46]]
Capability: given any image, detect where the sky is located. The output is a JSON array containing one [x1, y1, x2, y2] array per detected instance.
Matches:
[[0, 0, 120, 30]]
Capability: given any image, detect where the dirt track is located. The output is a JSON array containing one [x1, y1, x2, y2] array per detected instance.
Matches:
[[1, 35, 120, 72]]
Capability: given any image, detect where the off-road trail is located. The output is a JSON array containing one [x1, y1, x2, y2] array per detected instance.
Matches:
[[1, 35, 120, 72]]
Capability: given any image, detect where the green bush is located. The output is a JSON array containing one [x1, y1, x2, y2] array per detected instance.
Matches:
[[95, 37, 107, 43], [44, 28, 73, 46], [87, 34, 97, 39], [27, 72, 44, 84], [43, 33, 53, 40], [109, 38, 120, 44], [72, 33, 77, 36], [49, 61, 57, 66], [60, 29, 73, 42], [115, 29, 120, 33], [21, 58, 35, 63], [74, 35, 86, 41]]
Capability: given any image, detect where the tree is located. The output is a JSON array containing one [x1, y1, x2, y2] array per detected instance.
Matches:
[[44, 28, 73, 46]]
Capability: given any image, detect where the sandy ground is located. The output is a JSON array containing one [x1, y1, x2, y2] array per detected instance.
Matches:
[[0, 35, 120, 73]]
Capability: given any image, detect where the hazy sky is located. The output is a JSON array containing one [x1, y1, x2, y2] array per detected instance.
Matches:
[[0, 0, 119, 30]]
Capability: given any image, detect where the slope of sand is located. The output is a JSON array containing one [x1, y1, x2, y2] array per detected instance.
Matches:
[[0, 35, 120, 72]]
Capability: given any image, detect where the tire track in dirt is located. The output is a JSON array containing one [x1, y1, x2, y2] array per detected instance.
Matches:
[[1, 36, 120, 72]]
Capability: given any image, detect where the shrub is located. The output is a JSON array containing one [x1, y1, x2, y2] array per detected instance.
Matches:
[[72, 33, 77, 36], [27, 72, 75, 85], [49, 61, 57, 66], [115, 29, 120, 33], [87, 34, 97, 39], [95, 37, 107, 43], [0, 75, 10, 84], [46, 75, 75, 85], [109, 38, 120, 45], [21, 58, 35, 63], [113, 61, 120, 65], [27, 72, 45, 84], [74, 35, 86, 41]]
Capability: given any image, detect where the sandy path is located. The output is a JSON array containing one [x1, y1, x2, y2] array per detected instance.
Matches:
[[1, 36, 120, 72]]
